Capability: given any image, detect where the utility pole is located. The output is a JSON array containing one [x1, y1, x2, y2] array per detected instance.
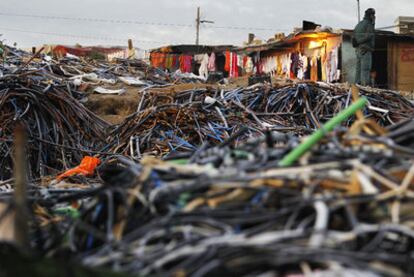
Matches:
[[357, 0, 361, 22], [195, 7, 214, 45], [196, 7, 200, 45]]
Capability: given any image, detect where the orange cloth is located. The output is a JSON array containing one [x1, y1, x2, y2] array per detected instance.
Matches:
[[179, 55, 185, 72], [224, 51, 231, 72], [151, 52, 166, 69], [57, 156, 101, 180]]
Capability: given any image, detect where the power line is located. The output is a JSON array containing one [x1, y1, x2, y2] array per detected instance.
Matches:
[[0, 27, 188, 45], [208, 26, 279, 31], [0, 12, 193, 28], [0, 12, 287, 32], [1, 26, 401, 48]]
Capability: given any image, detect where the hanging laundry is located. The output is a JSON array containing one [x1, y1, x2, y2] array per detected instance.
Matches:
[[329, 47, 339, 82], [230, 53, 239, 78], [208, 52, 216, 72], [261, 56, 277, 75], [237, 55, 243, 68], [321, 51, 327, 82], [245, 57, 254, 74], [282, 54, 291, 79], [297, 53, 308, 80], [243, 56, 248, 68], [194, 54, 204, 64], [179, 55, 193, 73], [172, 55, 179, 71], [151, 52, 166, 69], [224, 51, 231, 72], [310, 56, 318, 82], [290, 53, 301, 79], [253, 52, 261, 74], [179, 55, 185, 72], [165, 54, 174, 70], [276, 56, 282, 76], [199, 54, 209, 79], [185, 55, 193, 73]]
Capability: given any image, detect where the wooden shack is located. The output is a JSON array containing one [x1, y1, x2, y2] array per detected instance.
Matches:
[[388, 35, 414, 92]]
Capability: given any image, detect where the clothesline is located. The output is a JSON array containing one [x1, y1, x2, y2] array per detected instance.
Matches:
[[150, 46, 340, 83], [256, 47, 340, 82]]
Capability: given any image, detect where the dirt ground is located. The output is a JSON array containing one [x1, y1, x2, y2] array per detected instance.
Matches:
[[84, 81, 246, 125], [82, 77, 298, 125], [85, 88, 140, 124]]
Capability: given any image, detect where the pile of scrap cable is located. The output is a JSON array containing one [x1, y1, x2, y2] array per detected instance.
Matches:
[[1, 110, 413, 276], [0, 46, 109, 180], [108, 83, 414, 159]]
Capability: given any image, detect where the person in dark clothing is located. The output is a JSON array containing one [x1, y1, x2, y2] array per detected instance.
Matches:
[[353, 8, 376, 86]]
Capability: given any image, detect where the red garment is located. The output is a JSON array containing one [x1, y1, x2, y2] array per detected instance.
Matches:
[[186, 55, 193, 73], [172, 55, 178, 71], [224, 51, 231, 72], [231, 53, 239, 78], [179, 55, 192, 73], [243, 56, 248, 68]]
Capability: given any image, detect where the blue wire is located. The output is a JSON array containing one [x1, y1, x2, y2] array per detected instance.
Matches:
[[151, 171, 163, 188], [86, 203, 103, 250]]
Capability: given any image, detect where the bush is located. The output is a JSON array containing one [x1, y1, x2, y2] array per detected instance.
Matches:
[[88, 51, 106, 61]]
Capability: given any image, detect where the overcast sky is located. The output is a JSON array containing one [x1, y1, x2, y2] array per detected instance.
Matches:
[[0, 0, 412, 49]]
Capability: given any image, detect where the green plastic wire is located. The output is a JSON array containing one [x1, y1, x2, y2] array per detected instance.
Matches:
[[279, 97, 368, 167]]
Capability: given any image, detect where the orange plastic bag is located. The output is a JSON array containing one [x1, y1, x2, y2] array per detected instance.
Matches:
[[57, 156, 101, 180]]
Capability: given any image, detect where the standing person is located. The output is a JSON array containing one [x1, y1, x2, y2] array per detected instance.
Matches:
[[353, 8, 376, 86]]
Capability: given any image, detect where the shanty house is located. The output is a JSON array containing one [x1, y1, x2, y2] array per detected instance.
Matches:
[[339, 30, 414, 91], [241, 22, 414, 91], [238, 29, 343, 84], [149, 44, 237, 77], [50, 45, 131, 61]]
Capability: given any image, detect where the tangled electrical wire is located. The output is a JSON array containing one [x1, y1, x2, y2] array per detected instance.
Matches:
[[0, 73, 108, 181], [0, 44, 210, 181], [0, 119, 411, 276], [109, 82, 414, 160]]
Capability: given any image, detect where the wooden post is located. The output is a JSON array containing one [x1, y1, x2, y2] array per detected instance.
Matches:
[[13, 125, 29, 249], [128, 39, 135, 59]]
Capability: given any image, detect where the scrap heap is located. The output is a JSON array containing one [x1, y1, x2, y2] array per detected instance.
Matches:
[[109, 83, 414, 159], [0, 45, 208, 180], [0, 44, 414, 276], [2, 118, 413, 276], [0, 46, 108, 180]]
